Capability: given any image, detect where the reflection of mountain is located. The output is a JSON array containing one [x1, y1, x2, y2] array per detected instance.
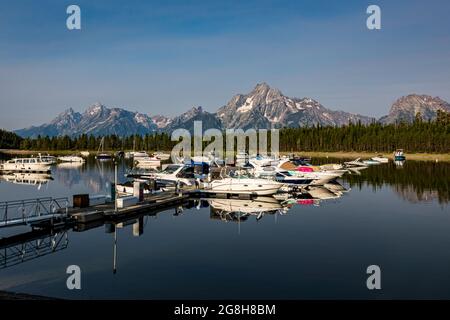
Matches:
[[54, 159, 116, 193], [344, 161, 450, 204], [393, 185, 441, 204]]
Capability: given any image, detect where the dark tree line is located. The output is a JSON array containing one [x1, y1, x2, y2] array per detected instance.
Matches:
[[279, 111, 450, 153], [0, 129, 23, 149], [2, 111, 449, 153], [17, 133, 175, 151]]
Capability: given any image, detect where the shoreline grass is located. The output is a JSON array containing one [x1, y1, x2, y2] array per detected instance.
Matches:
[[280, 151, 450, 162], [2, 149, 449, 162]]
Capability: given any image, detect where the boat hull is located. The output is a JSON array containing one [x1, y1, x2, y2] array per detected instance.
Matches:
[[1, 163, 51, 172], [209, 178, 282, 196]]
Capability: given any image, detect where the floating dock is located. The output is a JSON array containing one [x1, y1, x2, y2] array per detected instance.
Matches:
[[68, 191, 190, 224], [0, 186, 273, 232]]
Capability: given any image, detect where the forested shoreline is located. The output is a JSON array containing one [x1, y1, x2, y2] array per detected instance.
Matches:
[[2, 111, 449, 153]]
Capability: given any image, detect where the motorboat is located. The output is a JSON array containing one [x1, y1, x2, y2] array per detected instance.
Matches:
[[38, 154, 57, 164], [154, 152, 171, 161], [155, 163, 196, 187], [125, 167, 158, 181], [248, 154, 279, 167], [362, 159, 381, 165], [371, 155, 389, 163], [135, 156, 161, 167], [0, 157, 51, 172], [208, 177, 283, 196], [80, 151, 90, 157], [270, 170, 314, 186], [127, 151, 149, 159], [58, 155, 85, 163], [344, 158, 368, 168], [249, 159, 343, 186], [394, 149, 406, 161]]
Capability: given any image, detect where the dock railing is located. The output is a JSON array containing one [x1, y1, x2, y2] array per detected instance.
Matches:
[[0, 197, 69, 228]]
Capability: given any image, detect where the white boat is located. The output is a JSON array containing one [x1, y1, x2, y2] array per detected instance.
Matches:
[[394, 149, 406, 161], [135, 156, 161, 167], [344, 158, 368, 168], [39, 154, 57, 164], [249, 159, 343, 186], [209, 177, 283, 196], [248, 154, 279, 167], [295, 171, 343, 186], [363, 159, 381, 165], [80, 151, 90, 157], [154, 152, 171, 160], [58, 155, 85, 163], [131, 151, 149, 160], [372, 155, 389, 163], [0, 157, 51, 172], [155, 164, 196, 187]]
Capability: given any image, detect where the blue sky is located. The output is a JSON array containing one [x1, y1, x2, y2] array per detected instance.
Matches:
[[1, 0, 449, 130]]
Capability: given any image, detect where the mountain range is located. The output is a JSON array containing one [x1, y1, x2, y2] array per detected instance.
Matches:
[[14, 83, 450, 138]]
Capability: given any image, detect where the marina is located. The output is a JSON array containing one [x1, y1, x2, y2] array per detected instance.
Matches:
[[0, 152, 449, 299]]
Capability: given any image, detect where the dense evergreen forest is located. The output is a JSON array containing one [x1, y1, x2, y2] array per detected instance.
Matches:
[[0, 129, 23, 149], [1, 111, 449, 153]]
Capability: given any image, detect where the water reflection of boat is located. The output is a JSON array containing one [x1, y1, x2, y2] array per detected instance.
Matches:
[[0, 172, 53, 188], [281, 181, 348, 206], [57, 162, 84, 169], [305, 186, 342, 200], [395, 160, 405, 167], [208, 197, 285, 221], [58, 155, 85, 163]]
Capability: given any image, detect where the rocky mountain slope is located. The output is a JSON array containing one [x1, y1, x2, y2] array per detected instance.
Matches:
[[14, 84, 449, 138], [217, 83, 374, 129], [16, 103, 157, 138], [379, 94, 450, 124]]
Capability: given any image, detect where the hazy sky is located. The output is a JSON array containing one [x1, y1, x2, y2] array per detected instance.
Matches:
[[1, 0, 449, 130]]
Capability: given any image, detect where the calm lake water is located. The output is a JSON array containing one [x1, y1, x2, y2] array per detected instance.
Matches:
[[0, 155, 449, 299]]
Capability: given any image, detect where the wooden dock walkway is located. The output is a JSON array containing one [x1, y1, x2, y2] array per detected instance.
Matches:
[[67, 191, 191, 224]]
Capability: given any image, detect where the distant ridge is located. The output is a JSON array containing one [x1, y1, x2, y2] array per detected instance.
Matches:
[[14, 84, 449, 137]]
